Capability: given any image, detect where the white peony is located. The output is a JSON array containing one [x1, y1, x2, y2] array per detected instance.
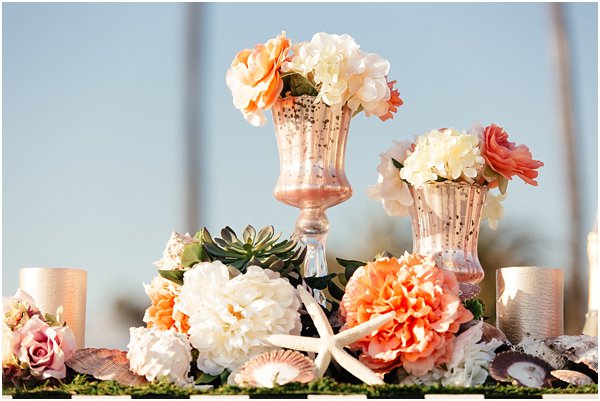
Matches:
[[368, 140, 414, 216], [400, 128, 485, 187], [482, 192, 506, 230], [127, 327, 193, 386], [153, 231, 196, 271], [402, 321, 502, 387], [177, 261, 301, 375]]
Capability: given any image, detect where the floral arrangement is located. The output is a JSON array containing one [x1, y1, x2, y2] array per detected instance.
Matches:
[[126, 227, 304, 386], [226, 32, 403, 126], [368, 124, 544, 228], [2, 290, 76, 384]]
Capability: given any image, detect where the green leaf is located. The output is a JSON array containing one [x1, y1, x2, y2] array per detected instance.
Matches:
[[204, 243, 236, 258], [219, 369, 231, 385], [391, 158, 404, 170], [352, 105, 364, 117], [255, 225, 275, 247], [337, 272, 347, 287], [158, 269, 185, 286], [194, 373, 218, 384], [498, 175, 509, 194], [336, 258, 366, 281], [242, 225, 256, 244], [305, 273, 336, 290], [283, 73, 318, 97], [464, 298, 485, 320], [327, 281, 346, 301], [181, 242, 203, 268]]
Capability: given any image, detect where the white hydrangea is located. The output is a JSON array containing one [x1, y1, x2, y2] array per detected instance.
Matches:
[[400, 128, 485, 187], [367, 140, 414, 216], [127, 327, 193, 386], [346, 52, 391, 117], [282, 32, 391, 117], [153, 231, 197, 271], [482, 192, 506, 230], [177, 261, 301, 376], [402, 322, 502, 387], [283, 32, 361, 109]]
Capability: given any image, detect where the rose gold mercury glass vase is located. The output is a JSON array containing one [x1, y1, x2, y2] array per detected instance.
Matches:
[[409, 181, 487, 284], [272, 95, 352, 304]]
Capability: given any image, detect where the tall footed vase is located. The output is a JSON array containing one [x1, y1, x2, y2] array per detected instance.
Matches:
[[272, 95, 352, 304], [409, 181, 487, 284]]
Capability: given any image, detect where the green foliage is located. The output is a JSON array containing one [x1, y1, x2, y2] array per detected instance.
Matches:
[[464, 298, 485, 319], [281, 73, 318, 97], [158, 269, 185, 286], [3, 375, 597, 398]]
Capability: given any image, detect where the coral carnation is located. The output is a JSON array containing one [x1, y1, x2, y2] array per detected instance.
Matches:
[[340, 253, 473, 375], [481, 124, 544, 186], [379, 80, 403, 121], [143, 276, 189, 334]]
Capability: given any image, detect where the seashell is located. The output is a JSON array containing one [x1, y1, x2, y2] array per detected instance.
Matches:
[[459, 283, 480, 301], [66, 348, 148, 386], [481, 322, 510, 345], [514, 334, 568, 370], [489, 351, 553, 388], [551, 369, 595, 386], [233, 349, 317, 388], [543, 335, 598, 373]]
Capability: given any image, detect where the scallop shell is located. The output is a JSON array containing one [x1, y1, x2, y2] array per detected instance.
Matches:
[[489, 351, 553, 388], [458, 283, 481, 301], [66, 348, 148, 386], [551, 369, 595, 386], [481, 322, 510, 345], [233, 349, 317, 388]]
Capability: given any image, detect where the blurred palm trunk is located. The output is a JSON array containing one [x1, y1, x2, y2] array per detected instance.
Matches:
[[184, 3, 202, 233], [550, 3, 584, 334]]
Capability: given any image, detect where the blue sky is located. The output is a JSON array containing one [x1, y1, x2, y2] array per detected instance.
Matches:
[[3, 3, 597, 348]]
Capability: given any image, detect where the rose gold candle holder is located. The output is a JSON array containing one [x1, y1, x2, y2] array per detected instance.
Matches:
[[19, 267, 87, 348], [496, 266, 563, 344]]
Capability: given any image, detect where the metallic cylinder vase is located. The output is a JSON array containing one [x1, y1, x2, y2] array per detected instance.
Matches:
[[272, 95, 352, 303], [409, 181, 487, 284], [19, 267, 87, 349], [496, 266, 564, 344]]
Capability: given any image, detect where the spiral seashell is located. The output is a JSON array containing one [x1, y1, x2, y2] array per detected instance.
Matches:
[[66, 348, 148, 386], [233, 349, 317, 388], [551, 369, 595, 386]]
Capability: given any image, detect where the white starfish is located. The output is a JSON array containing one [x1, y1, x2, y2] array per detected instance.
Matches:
[[264, 285, 395, 385]]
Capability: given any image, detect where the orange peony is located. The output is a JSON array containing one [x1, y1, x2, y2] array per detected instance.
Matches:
[[379, 79, 403, 121], [481, 124, 544, 186], [225, 32, 291, 126], [340, 253, 473, 376], [143, 276, 189, 334]]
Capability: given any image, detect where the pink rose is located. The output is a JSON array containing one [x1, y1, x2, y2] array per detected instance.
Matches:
[[13, 315, 76, 379], [481, 124, 543, 186]]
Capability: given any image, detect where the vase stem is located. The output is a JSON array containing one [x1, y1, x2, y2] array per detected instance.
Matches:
[[296, 207, 329, 305]]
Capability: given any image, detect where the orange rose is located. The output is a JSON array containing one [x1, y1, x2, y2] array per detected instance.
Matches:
[[143, 276, 189, 334], [378, 79, 403, 121], [340, 253, 473, 376], [481, 124, 543, 186], [226, 32, 291, 126]]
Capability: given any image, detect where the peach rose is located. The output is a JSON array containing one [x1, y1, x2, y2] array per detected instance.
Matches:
[[226, 32, 291, 126], [340, 253, 473, 376], [481, 124, 543, 186], [143, 276, 189, 334], [379, 79, 403, 121]]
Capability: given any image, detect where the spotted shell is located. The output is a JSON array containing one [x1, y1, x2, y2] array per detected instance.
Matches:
[[233, 349, 317, 388], [489, 351, 553, 388], [66, 348, 148, 386], [551, 369, 595, 386], [458, 283, 481, 301]]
